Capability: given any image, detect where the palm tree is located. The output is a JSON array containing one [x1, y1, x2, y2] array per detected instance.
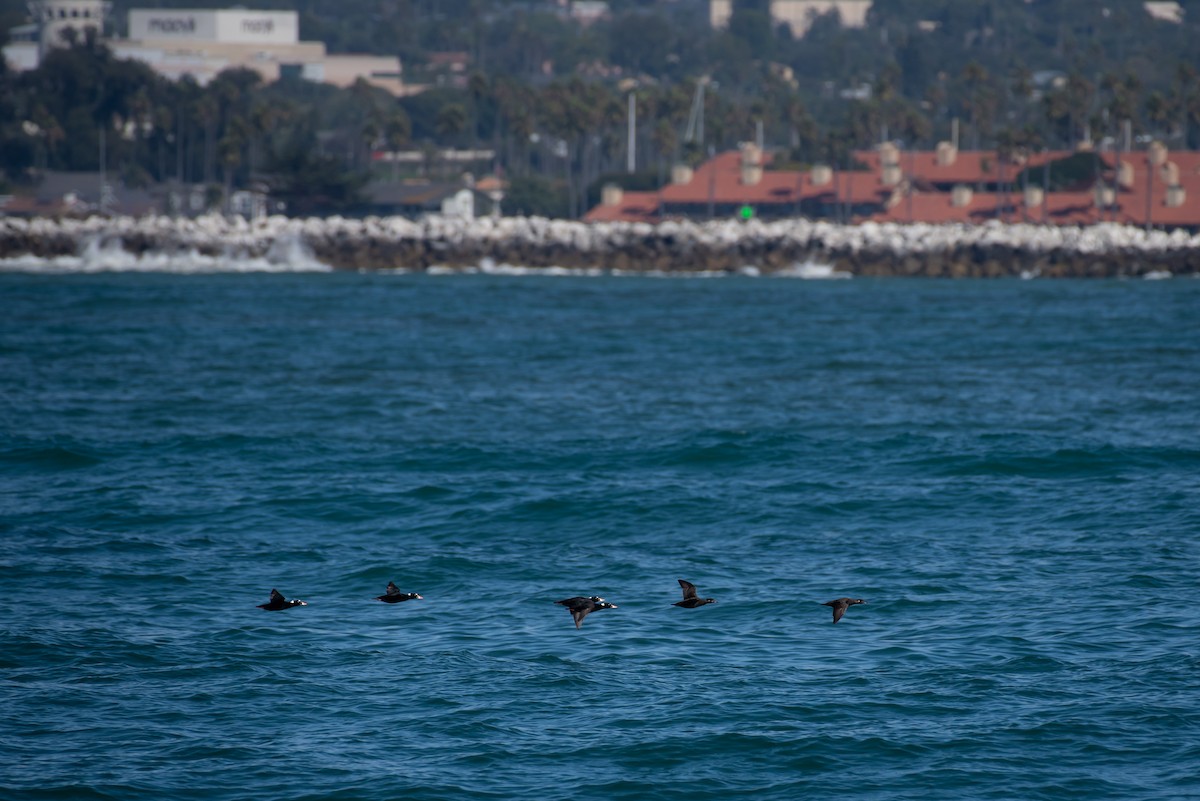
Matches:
[[1170, 63, 1199, 148], [467, 71, 489, 146], [1100, 72, 1140, 133], [435, 101, 468, 141], [961, 61, 997, 149], [384, 111, 412, 180], [492, 76, 535, 173]]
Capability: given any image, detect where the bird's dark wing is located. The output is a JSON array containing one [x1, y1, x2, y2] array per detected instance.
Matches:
[[678, 579, 698, 600], [570, 608, 589, 629], [385, 582, 401, 596], [831, 603, 846, 624], [269, 589, 285, 604]]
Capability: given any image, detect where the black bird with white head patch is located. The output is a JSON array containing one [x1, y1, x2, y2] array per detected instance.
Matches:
[[673, 579, 716, 608], [822, 597, 866, 624], [257, 588, 307, 611], [555, 596, 618, 629], [376, 582, 422, 603]]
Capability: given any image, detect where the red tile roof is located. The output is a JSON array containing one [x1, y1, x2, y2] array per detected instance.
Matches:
[[583, 147, 1200, 229], [582, 190, 661, 223], [854, 148, 1079, 186], [656, 150, 892, 208]]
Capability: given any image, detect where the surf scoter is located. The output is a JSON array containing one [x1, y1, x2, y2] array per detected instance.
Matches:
[[258, 588, 307, 611], [673, 579, 716, 608], [822, 597, 865, 624], [555, 596, 618, 629], [376, 582, 422, 603]]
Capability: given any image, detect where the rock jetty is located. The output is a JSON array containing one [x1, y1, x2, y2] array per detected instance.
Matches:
[[2, 214, 1198, 277]]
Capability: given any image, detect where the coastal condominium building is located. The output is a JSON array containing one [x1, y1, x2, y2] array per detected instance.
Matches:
[[586, 141, 1200, 231], [2, 2, 410, 96]]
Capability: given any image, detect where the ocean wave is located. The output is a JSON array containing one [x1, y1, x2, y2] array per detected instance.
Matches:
[[0, 443, 104, 470], [0, 232, 329, 274]]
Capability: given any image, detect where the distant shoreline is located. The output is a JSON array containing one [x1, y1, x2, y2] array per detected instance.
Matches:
[[2, 215, 1198, 278]]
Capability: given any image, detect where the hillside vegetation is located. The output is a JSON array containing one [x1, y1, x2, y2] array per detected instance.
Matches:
[[2, 0, 1198, 216]]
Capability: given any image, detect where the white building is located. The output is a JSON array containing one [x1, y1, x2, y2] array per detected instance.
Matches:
[[709, 0, 872, 37], [3, 3, 410, 96], [1143, 1, 1184, 23], [3, 0, 110, 68]]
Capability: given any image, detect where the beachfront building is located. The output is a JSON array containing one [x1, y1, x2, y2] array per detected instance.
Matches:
[[2, 2, 410, 95], [2, 0, 109, 68], [585, 141, 1200, 231]]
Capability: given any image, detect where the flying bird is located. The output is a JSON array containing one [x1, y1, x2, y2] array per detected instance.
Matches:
[[375, 582, 423, 603], [257, 588, 307, 611], [822, 597, 866, 624], [555, 596, 618, 629], [673, 579, 716, 608]]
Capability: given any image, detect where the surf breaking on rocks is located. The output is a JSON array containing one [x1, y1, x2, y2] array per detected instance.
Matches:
[[2, 213, 1198, 277]]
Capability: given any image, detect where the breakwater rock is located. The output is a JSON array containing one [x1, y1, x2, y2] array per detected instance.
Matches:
[[2, 214, 1199, 277]]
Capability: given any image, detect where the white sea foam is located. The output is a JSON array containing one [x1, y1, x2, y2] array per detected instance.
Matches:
[[0, 217, 330, 273], [777, 260, 853, 279]]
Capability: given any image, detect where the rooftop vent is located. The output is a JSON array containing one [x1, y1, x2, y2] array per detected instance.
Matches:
[[935, 141, 957, 167]]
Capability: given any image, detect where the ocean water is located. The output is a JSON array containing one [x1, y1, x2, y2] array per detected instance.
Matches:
[[2, 267, 1199, 801]]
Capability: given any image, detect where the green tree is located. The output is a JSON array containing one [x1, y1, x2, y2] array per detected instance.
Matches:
[[435, 101, 469, 141]]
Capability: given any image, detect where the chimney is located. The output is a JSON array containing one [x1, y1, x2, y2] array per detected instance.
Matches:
[[1166, 185, 1186, 208], [810, 164, 832, 186], [1161, 160, 1179, 186], [1024, 186, 1044, 208], [1118, 161, 1135, 189], [1148, 141, 1168, 166], [1094, 184, 1116, 209], [879, 141, 900, 167], [881, 163, 903, 186], [739, 142, 763, 186], [936, 141, 957, 166], [601, 183, 624, 207], [670, 164, 694, 185], [951, 184, 973, 207]]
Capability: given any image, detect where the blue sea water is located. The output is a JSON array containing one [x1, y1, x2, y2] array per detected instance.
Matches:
[[2, 270, 1199, 801]]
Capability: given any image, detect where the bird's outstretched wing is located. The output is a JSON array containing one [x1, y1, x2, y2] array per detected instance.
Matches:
[[678, 579, 698, 601]]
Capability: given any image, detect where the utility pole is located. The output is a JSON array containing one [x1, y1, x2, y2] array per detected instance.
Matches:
[[707, 145, 716, 219], [685, 78, 709, 148], [1145, 151, 1153, 232], [99, 123, 106, 214], [627, 92, 636, 174]]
